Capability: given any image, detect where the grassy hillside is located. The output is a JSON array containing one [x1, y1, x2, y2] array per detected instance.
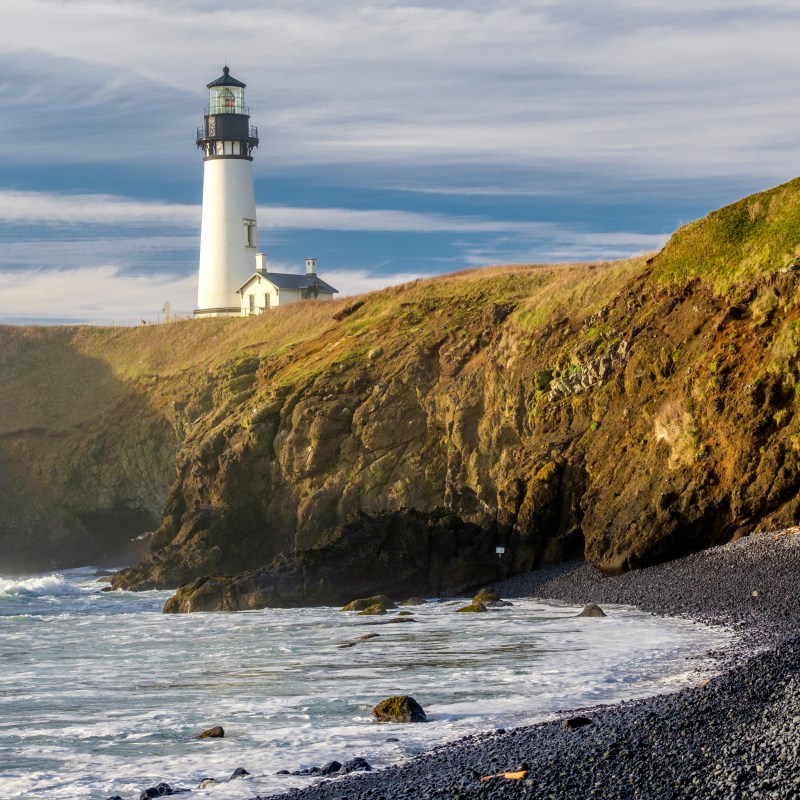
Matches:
[[650, 176, 800, 294]]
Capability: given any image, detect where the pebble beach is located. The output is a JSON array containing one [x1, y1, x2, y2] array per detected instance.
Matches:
[[255, 531, 800, 800]]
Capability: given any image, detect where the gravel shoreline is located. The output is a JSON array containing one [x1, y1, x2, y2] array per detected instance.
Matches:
[[253, 531, 800, 800]]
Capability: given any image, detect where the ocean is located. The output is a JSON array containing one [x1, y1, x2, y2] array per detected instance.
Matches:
[[0, 567, 731, 800]]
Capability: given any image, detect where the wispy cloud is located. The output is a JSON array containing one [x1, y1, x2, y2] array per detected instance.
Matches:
[[0, 1, 798, 180], [0, 190, 668, 245]]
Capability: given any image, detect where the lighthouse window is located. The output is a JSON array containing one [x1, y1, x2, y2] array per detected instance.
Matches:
[[243, 219, 257, 248], [222, 89, 235, 111]]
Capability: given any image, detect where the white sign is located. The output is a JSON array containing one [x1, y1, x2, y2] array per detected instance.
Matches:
[[495, 546, 506, 555]]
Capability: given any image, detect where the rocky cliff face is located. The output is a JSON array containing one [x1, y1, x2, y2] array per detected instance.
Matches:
[[8, 179, 800, 593]]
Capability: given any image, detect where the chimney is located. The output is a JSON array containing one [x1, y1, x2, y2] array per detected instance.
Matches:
[[256, 252, 268, 273], [305, 258, 317, 275]]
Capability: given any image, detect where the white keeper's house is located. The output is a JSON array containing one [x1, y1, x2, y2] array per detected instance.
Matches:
[[238, 255, 338, 315], [194, 67, 338, 317]]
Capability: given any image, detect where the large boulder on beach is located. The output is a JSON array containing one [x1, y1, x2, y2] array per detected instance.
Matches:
[[372, 695, 427, 723], [340, 757, 373, 773]]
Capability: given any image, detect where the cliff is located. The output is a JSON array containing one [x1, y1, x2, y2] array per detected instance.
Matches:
[[4, 178, 800, 595]]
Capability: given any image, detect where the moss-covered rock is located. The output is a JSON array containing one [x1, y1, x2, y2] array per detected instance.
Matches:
[[372, 695, 427, 723], [342, 594, 397, 612], [472, 589, 501, 604], [397, 610, 413, 616], [357, 603, 388, 616], [456, 601, 487, 613]]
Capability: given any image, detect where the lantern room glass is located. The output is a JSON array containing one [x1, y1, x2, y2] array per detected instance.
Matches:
[[209, 85, 245, 114]]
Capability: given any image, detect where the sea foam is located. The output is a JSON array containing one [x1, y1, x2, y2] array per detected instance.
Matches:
[[0, 569, 732, 800], [0, 574, 84, 599]]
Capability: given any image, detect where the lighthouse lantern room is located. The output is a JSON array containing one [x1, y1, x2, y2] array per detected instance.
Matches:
[[194, 66, 260, 317]]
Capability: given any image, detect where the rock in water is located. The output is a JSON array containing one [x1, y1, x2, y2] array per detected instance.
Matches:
[[229, 767, 250, 780], [196, 725, 224, 738], [357, 603, 388, 615], [372, 695, 427, 723], [578, 603, 607, 617], [341, 595, 397, 611], [139, 784, 188, 799], [456, 601, 487, 613], [400, 597, 426, 606], [472, 589, 513, 607]]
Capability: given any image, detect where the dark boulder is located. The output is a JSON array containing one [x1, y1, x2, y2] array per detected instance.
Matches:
[[139, 784, 189, 799], [341, 757, 373, 773], [229, 767, 250, 780], [196, 725, 224, 739], [372, 695, 427, 723]]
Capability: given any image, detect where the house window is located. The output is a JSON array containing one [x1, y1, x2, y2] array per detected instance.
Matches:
[[264, 293, 270, 309], [249, 294, 255, 313]]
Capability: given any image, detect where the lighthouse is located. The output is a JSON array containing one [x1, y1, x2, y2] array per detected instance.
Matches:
[[194, 67, 260, 317]]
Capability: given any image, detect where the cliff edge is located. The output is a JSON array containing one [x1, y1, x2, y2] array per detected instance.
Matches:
[[4, 178, 800, 595]]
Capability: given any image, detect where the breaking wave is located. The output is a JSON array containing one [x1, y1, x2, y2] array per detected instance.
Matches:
[[0, 574, 84, 599]]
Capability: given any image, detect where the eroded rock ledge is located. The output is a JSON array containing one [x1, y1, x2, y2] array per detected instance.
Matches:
[[162, 508, 505, 612]]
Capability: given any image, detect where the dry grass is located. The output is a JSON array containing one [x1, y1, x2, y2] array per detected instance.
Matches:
[[0, 256, 652, 431], [654, 398, 697, 468]]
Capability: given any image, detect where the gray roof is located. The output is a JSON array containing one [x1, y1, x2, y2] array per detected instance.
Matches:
[[238, 271, 339, 294]]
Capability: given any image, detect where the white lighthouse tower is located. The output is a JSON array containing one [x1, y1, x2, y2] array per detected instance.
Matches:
[[194, 67, 260, 317]]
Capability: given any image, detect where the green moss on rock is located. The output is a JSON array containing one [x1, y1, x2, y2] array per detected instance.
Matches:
[[341, 594, 397, 612], [357, 603, 388, 616], [472, 589, 501, 604], [372, 695, 427, 723], [456, 601, 487, 613]]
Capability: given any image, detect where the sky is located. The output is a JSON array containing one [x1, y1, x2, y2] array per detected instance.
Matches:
[[1, 0, 800, 324]]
